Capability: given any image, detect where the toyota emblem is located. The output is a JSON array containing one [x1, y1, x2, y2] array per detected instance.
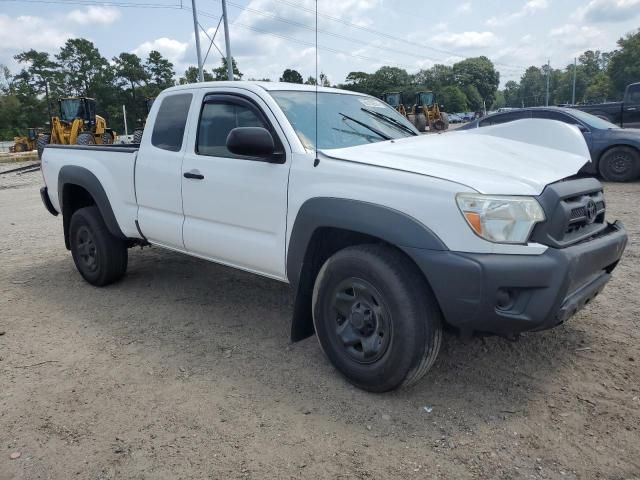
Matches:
[[585, 200, 598, 224]]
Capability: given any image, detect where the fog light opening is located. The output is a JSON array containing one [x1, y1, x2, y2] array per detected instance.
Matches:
[[496, 288, 515, 311]]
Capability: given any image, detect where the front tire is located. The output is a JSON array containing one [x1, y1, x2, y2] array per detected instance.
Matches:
[[69, 206, 128, 286], [598, 146, 640, 182], [312, 245, 442, 392], [76, 132, 95, 145]]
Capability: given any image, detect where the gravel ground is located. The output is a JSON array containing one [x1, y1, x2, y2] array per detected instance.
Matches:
[[0, 168, 638, 480]]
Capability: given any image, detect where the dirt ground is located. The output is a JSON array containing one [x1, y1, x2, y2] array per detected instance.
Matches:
[[1, 164, 639, 480]]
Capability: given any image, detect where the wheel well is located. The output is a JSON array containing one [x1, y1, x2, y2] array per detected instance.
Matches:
[[289, 227, 437, 342], [61, 183, 96, 249]]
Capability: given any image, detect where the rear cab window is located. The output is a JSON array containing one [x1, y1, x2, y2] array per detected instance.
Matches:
[[152, 93, 193, 151], [480, 110, 531, 127]]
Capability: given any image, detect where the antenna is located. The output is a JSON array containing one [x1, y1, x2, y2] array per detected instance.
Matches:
[[313, 0, 320, 167]]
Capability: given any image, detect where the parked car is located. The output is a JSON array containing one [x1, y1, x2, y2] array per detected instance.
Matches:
[[448, 113, 462, 123], [39, 82, 627, 392], [458, 106, 640, 182], [570, 82, 640, 128]]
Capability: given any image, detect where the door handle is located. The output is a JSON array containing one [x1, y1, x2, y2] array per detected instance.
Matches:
[[184, 170, 204, 180]]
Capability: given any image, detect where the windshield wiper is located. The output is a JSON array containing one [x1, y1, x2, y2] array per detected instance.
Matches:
[[360, 107, 418, 136], [339, 112, 392, 141]]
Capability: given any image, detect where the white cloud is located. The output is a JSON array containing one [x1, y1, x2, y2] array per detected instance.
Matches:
[[549, 23, 602, 47], [576, 0, 640, 23], [486, 0, 549, 27], [133, 37, 189, 65], [456, 2, 472, 14], [434, 31, 498, 49], [0, 14, 73, 56], [66, 6, 121, 25]]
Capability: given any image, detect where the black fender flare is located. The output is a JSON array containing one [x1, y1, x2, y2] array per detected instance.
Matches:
[[58, 165, 126, 249], [286, 197, 447, 341]]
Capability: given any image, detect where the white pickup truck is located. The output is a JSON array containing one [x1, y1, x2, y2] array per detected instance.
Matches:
[[40, 82, 628, 392]]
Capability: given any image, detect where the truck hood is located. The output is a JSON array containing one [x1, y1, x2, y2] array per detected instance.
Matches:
[[322, 119, 590, 196]]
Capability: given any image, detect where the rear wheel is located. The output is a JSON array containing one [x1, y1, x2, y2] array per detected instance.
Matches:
[[598, 146, 640, 182], [69, 206, 128, 286], [133, 129, 144, 144], [312, 245, 442, 392], [415, 113, 427, 132], [37, 134, 50, 159], [101, 132, 113, 145], [76, 132, 95, 145]]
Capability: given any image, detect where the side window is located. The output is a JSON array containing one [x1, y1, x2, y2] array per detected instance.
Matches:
[[531, 110, 578, 124], [627, 84, 640, 104], [151, 93, 192, 152], [197, 99, 271, 158], [480, 111, 530, 126]]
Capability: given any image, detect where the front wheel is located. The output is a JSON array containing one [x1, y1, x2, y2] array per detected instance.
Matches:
[[69, 206, 128, 286], [312, 245, 442, 392], [598, 146, 640, 182]]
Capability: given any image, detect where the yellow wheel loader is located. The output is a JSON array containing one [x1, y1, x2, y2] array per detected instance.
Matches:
[[383, 91, 449, 133], [38, 97, 116, 158], [10, 128, 40, 153]]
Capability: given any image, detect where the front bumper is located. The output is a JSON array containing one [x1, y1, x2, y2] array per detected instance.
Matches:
[[404, 221, 627, 336]]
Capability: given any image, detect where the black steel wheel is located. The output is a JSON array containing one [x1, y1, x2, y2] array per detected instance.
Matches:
[[69, 206, 128, 286], [312, 245, 442, 392], [599, 146, 640, 182]]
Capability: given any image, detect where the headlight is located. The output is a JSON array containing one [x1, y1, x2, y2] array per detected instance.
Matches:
[[456, 193, 545, 244]]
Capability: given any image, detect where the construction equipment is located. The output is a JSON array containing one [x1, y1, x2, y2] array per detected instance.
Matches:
[[382, 91, 449, 132], [10, 128, 40, 153], [37, 97, 116, 158], [132, 97, 156, 144]]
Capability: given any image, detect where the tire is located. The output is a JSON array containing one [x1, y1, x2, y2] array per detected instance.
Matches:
[[101, 132, 113, 145], [69, 206, 128, 286], [312, 245, 442, 392], [415, 113, 427, 132], [598, 146, 640, 182], [440, 112, 450, 130], [133, 129, 144, 144], [76, 132, 95, 145], [37, 134, 50, 159]]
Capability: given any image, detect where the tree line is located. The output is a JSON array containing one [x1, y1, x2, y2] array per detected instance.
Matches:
[[1, 28, 638, 139]]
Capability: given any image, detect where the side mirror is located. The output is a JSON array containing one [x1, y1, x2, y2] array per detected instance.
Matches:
[[577, 124, 589, 133], [226, 127, 275, 158]]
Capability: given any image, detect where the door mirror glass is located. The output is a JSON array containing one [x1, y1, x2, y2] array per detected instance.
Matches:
[[226, 127, 275, 157], [577, 124, 589, 133]]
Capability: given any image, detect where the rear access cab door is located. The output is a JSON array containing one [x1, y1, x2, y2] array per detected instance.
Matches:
[[623, 83, 640, 128], [180, 88, 292, 280]]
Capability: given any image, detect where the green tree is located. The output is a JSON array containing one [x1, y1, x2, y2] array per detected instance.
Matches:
[[212, 57, 243, 81], [13, 50, 60, 118], [519, 66, 546, 107], [113, 52, 150, 127], [452, 56, 500, 107], [180, 66, 214, 84], [438, 85, 468, 112], [584, 72, 612, 102], [279, 69, 303, 84], [608, 29, 640, 98], [145, 50, 175, 93], [319, 72, 331, 87], [502, 80, 521, 107], [56, 38, 112, 97], [304, 76, 317, 85]]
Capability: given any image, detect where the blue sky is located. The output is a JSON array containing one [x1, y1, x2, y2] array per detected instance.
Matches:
[[1, 0, 639, 85]]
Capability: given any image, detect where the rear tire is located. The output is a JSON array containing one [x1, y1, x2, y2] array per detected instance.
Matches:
[[101, 132, 113, 145], [133, 129, 144, 144], [76, 132, 95, 145], [37, 134, 50, 159], [415, 113, 427, 132], [69, 206, 128, 286], [312, 245, 442, 392], [598, 146, 640, 182]]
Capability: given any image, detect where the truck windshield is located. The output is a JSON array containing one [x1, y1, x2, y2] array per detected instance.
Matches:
[[269, 91, 418, 150], [569, 109, 620, 129]]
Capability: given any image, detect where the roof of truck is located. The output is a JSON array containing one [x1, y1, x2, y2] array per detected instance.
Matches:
[[163, 81, 365, 96]]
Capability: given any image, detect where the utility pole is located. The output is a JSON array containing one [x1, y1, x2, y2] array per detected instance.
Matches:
[[44, 79, 52, 121], [122, 105, 128, 136], [571, 57, 577, 105], [545, 58, 550, 107], [221, 0, 234, 81], [190, 0, 204, 82]]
